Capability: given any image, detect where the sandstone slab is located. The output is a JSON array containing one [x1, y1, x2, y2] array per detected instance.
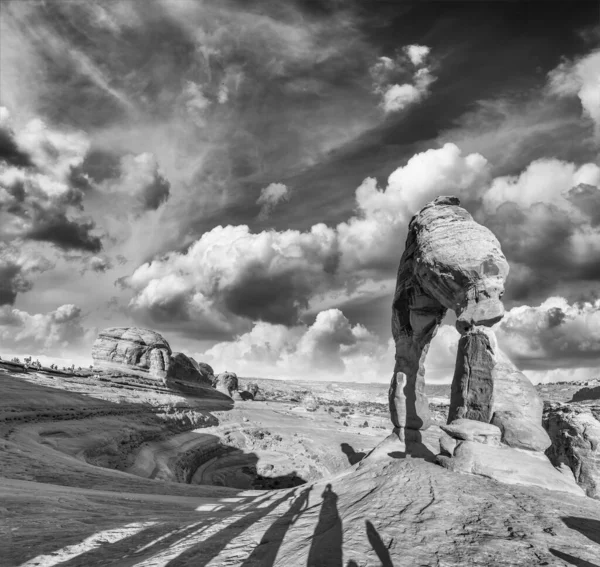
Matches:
[[441, 418, 501, 445], [437, 439, 584, 496]]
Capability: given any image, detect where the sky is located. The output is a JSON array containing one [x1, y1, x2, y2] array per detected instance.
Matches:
[[1, 0, 599, 384]]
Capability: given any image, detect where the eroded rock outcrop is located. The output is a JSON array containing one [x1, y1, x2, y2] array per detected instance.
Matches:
[[391, 197, 577, 493], [92, 327, 172, 379], [214, 371, 239, 398], [167, 352, 212, 386], [544, 401, 600, 499], [391, 196, 510, 432], [191, 359, 215, 380]]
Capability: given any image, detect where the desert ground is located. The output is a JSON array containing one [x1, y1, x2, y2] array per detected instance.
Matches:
[[2, 360, 600, 567]]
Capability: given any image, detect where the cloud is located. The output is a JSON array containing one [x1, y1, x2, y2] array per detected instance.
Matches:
[[496, 296, 600, 372], [482, 158, 600, 213], [199, 308, 461, 383], [199, 308, 391, 381], [336, 143, 489, 273], [371, 44, 436, 113], [80, 255, 113, 275], [256, 182, 290, 219], [112, 153, 171, 212], [0, 303, 93, 355], [126, 143, 490, 336], [547, 49, 600, 135], [0, 110, 102, 252], [127, 223, 340, 336], [0, 242, 53, 305], [481, 158, 600, 302]]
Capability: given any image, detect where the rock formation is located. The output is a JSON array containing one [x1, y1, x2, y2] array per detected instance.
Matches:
[[544, 401, 600, 499], [214, 371, 239, 398], [190, 359, 215, 381], [92, 327, 172, 379], [167, 353, 213, 387], [391, 197, 578, 492]]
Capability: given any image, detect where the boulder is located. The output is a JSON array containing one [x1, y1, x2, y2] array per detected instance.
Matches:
[[92, 327, 171, 379], [214, 372, 239, 398], [436, 440, 583, 496], [440, 419, 501, 445], [544, 402, 600, 499], [167, 353, 212, 386]]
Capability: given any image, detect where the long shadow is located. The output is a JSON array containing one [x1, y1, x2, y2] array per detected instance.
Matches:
[[307, 484, 343, 567], [570, 385, 600, 402], [550, 549, 600, 567], [365, 520, 394, 567], [340, 443, 365, 465], [164, 490, 295, 567], [240, 486, 312, 566], [562, 517, 600, 546], [55, 519, 215, 567], [387, 429, 436, 462]]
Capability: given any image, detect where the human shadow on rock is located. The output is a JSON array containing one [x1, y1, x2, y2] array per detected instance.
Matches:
[[550, 549, 600, 567], [307, 484, 343, 567], [56, 518, 215, 567], [366, 520, 394, 567], [240, 486, 312, 567], [562, 517, 600, 546], [165, 491, 295, 567], [341, 443, 365, 465]]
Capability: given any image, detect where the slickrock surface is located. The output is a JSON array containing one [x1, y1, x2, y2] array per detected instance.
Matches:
[[544, 401, 600, 500], [1, 365, 600, 566], [92, 327, 172, 379]]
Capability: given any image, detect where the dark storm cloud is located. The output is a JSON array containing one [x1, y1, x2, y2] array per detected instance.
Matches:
[[484, 201, 600, 304], [25, 214, 102, 253], [139, 169, 170, 211], [0, 127, 32, 168]]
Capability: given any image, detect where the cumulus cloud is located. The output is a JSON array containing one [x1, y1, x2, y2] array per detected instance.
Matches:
[[256, 182, 290, 219], [496, 296, 600, 372], [126, 144, 490, 335], [127, 223, 340, 336], [548, 49, 600, 134], [199, 308, 461, 383], [371, 45, 435, 114], [0, 303, 93, 354], [482, 158, 600, 301], [482, 158, 600, 214], [199, 308, 390, 381]]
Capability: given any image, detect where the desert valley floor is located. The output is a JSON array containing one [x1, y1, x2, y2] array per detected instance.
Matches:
[[1, 362, 600, 567]]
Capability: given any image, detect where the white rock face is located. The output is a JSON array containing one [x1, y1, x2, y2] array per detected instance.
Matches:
[[544, 402, 600, 499], [91, 327, 171, 379]]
